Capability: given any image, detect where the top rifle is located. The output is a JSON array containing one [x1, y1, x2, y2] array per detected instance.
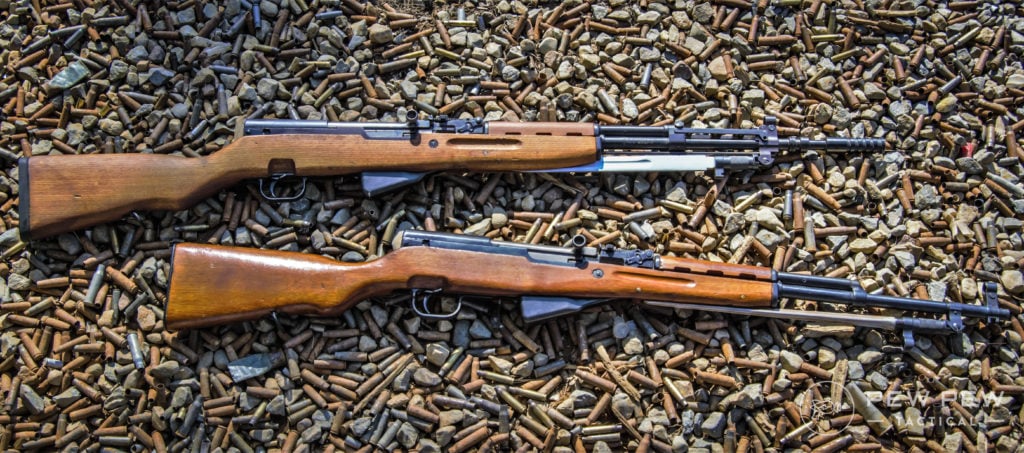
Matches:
[[18, 113, 883, 239]]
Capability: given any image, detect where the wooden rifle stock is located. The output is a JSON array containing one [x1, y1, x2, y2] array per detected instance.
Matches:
[[166, 243, 775, 330], [19, 129, 596, 239]]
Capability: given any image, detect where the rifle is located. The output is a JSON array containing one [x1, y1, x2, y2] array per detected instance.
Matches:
[[18, 115, 883, 239], [165, 231, 1006, 348]]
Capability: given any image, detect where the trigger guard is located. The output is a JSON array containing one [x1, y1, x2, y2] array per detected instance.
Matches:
[[259, 174, 307, 202], [410, 289, 458, 319]]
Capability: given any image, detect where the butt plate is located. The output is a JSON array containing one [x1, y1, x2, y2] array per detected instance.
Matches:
[[17, 157, 30, 240]]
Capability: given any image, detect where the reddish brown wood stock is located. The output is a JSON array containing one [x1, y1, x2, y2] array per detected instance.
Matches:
[[19, 131, 598, 239], [166, 243, 775, 330], [659, 256, 775, 281]]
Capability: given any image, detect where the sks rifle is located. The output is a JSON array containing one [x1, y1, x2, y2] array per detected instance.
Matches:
[[165, 231, 1006, 348], [18, 114, 883, 239]]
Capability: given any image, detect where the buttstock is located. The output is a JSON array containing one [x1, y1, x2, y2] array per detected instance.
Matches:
[[168, 245, 369, 329], [19, 154, 235, 240]]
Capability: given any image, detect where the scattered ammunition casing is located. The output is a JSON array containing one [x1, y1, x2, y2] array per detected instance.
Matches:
[[174, 395, 204, 438], [99, 326, 127, 348], [478, 370, 515, 385], [627, 221, 654, 242], [104, 266, 137, 294], [664, 349, 695, 368], [625, 369, 658, 390], [781, 421, 815, 445], [97, 435, 135, 447], [126, 332, 145, 369], [622, 207, 664, 223], [813, 434, 853, 453], [802, 217, 817, 252], [436, 346, 464, 377], [580, 424, 623, 439], [433, 394, 475, 411], [519, 413, 549, 438], [510, 425, 545, 450], [448, 425, 489, 453], [814, 226, 859, 237], [576, 390, 610, 425], [54, 423, 89, 447], [658, 199, 694, 214], [367, 409, 390, 445], [639, 62, 654, 89], [457, 397, 497, 418], [575, 370, 616, 393], [728, 236, 755, 264], [801, 179, 841, 211], [845, 382, 892, 435], [693, 369, 740, 389], [509, 386, 547, 402], [378, 418, 403, 447], [495, 386, 526, 414]]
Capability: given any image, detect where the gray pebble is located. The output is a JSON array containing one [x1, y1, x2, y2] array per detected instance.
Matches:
[[146, 67, 176, 86], [49, 61, 91, 89], [7, 274, 31, 291], [425, 343, 450, 367], [570, 389, 597, 409], [1001, 270, 1023, 295], [256, 78, 281, 101], [98, 118, 124, 135], [396, 422, 418, 449], [368, 24, 394, 45], [413, 367, 442, 387], [53, 387, 82, 407], [341, 251, 364, 262], [779, 350, 803, 372], [148, 361, 181, 380], [955, 157, 984, 175], [452, 320, 470, 347], [468, 319, 491, 339], [700, 411, 726, 438], [418, 439, 441, 453], [612, 392, 634, 418], [19, 385, 45, 414]]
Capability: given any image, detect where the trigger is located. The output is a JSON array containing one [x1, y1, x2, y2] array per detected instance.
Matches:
[[259, 173, 307, 201], [409, 288, 459, 319]]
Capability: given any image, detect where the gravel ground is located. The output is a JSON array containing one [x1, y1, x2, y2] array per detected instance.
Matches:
[[1, 0, 1024, 451]]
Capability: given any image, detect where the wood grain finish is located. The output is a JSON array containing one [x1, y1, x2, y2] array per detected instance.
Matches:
[[659, 256, 775, 281], [20, 133, 598, 239], [487, 122, 595, 136], [166, 243, 775, 330]]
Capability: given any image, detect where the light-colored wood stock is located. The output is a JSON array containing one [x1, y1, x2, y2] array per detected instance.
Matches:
[[20, 132, 597, 239], [166, 243, 775, 330], [486, 122, 595, 136]]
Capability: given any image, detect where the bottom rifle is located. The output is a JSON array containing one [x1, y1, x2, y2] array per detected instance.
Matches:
[[165, 231, 1008, 347]]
